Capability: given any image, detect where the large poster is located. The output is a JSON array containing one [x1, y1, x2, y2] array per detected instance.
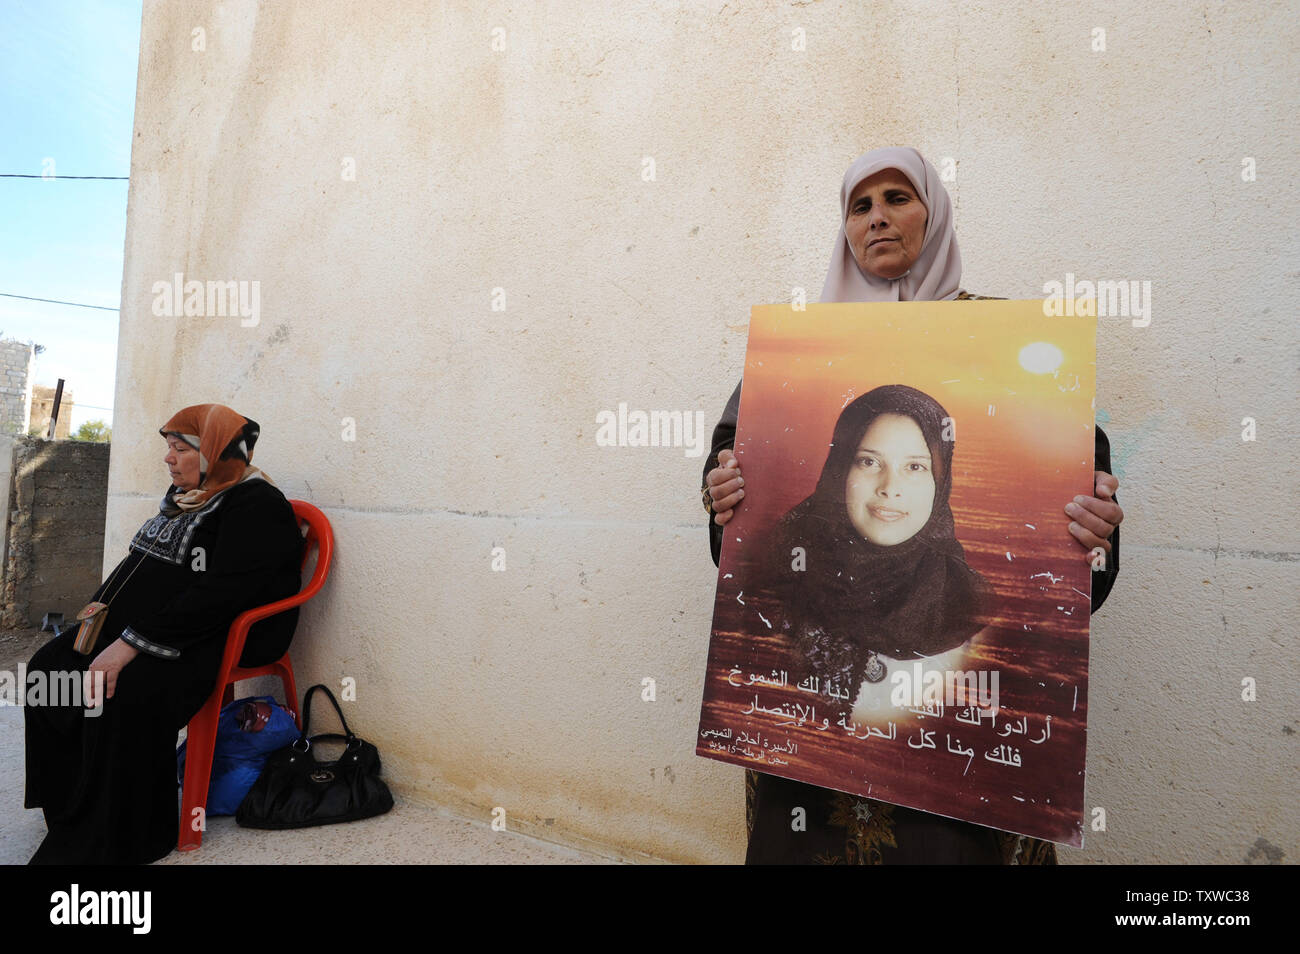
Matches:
[[697, 300, 1098, 846]]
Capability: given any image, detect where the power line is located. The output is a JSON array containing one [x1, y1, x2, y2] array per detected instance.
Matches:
[[0, 174, 128, 180], [0, 293, 119, 312], [32, 400, 116, 413], [3, 292, 120, 414]]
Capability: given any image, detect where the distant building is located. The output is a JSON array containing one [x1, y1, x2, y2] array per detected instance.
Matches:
[[30, 385, 75, 440]]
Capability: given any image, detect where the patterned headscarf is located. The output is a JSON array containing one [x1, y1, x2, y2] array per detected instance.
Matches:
[[819, 146, 962, 303], [159, 404, 262, 513]]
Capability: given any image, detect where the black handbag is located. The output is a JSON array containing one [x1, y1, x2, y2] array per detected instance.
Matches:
[[236, 684, 394, 830]]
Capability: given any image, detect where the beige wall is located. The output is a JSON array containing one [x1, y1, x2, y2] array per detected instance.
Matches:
[[108, 0, 1298, 863]]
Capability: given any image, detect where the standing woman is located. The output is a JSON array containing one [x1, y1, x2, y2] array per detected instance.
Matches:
[[24, 404, 304, 864], [701, 147, 1124, 864]]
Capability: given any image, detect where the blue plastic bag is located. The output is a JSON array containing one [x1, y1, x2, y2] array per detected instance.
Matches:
[[177, 695, 301, 816]]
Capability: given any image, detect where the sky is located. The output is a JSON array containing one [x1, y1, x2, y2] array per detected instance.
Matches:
[[0, 0, 143, 430]]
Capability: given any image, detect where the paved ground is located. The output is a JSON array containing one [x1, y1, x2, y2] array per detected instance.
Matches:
[[0, 631, 617, 865]]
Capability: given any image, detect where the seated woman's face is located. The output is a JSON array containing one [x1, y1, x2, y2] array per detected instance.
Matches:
[[843, 413, 935, 545], [163, 435, 201, 491]]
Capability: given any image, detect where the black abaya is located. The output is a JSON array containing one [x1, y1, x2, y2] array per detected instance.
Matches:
[[24, 628, 228, 864], [23, 477, 302, 865]]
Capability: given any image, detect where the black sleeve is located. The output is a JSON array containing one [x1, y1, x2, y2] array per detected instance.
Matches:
[[121, 486, 302, 659], [1090, 424, 1120, 614], [703, 379, 742, 568]]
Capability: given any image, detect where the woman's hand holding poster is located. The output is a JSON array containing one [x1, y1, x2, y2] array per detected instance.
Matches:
[[697, 299, 1098, 846]]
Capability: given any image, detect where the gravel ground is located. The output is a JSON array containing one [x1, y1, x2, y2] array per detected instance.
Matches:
[[0, 628, 47, 671]]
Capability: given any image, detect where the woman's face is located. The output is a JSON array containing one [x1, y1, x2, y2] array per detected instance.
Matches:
[[163, 435, 201, 491], [844, 169, 928, 280], [844, 413, 935, 545]]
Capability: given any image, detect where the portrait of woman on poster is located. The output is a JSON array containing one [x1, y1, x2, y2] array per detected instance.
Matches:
[[757, 383, 996, 718], [700, 145, 1125, 864]]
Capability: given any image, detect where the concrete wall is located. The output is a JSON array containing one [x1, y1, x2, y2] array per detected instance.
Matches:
[[2, 438, 110, 629], [108, 1, 1297, 863]]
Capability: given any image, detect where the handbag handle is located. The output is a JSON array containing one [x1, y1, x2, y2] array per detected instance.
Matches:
[[291, 731, 363, 754], [298, 684, 356, 742]]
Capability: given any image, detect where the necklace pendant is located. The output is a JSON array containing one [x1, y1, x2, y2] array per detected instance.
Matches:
[[75, 601, 108, 622], [863, 651, 887, 683]]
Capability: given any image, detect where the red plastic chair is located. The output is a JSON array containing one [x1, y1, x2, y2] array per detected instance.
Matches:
[[178, 499, 334, 851]]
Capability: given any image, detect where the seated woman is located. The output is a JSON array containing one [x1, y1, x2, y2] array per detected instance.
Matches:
[[24, 403, 304, 865], [758, 384, 996, 720]]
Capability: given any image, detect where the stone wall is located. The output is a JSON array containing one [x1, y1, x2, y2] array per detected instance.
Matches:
[[1, 437, 110, 629], [0, 340, 35, 438]]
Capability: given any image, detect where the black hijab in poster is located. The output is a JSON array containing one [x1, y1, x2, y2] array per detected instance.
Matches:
[[759, 385, 996, 702]]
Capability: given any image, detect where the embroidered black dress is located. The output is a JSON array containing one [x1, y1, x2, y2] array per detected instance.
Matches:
[[23, 477, 303, 864], [702, 293, 1121, 864]]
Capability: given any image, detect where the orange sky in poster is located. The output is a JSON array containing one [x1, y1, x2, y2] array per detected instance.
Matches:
[[735, 300, 1096, 533]]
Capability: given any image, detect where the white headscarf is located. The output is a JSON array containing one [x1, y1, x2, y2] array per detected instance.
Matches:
[[819, 146, 962, 303]]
